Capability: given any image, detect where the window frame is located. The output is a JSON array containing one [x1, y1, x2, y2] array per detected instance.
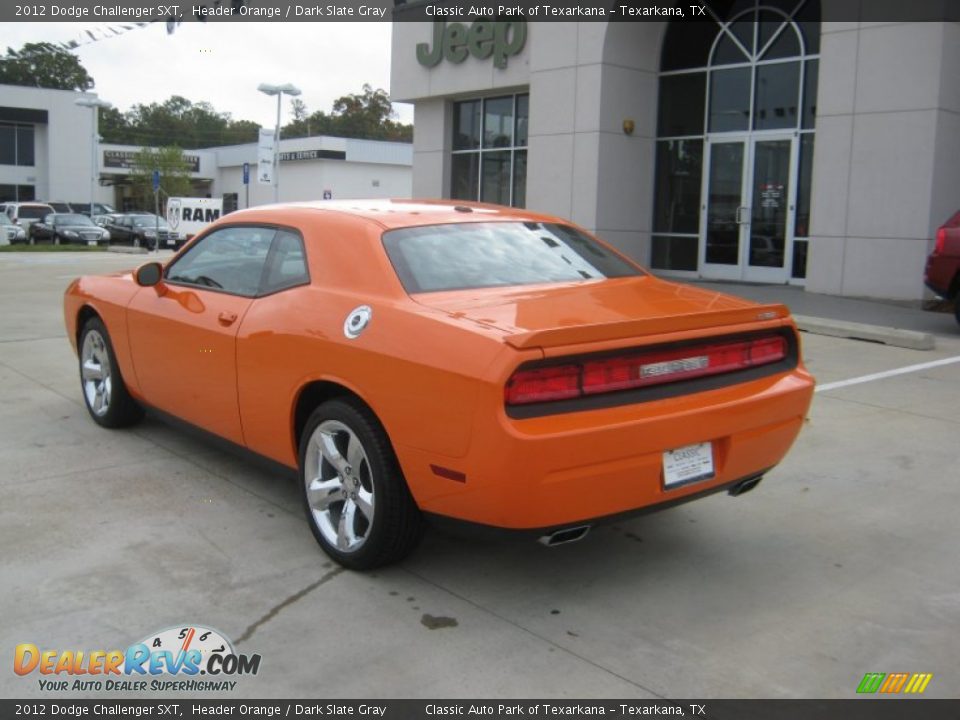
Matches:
[[653, 1, 819, 278], [0, 123, 35, 167], [450, 93, 529, 208], [163, 223, 311, 299]]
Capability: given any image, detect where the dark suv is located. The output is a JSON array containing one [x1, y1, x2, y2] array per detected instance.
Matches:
[[106, 213, 183, 250], [924, 210, 960, 327]]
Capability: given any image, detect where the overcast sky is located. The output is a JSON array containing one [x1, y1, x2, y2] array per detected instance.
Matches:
[[5, 22, 413, 128]]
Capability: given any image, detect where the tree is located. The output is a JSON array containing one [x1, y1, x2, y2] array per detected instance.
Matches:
[[283, 85, 412, 143], [290, 98, 308, 122], [128, 146, 193, 211], [102, 96, 258, 148], [0, 42, 94, 91]]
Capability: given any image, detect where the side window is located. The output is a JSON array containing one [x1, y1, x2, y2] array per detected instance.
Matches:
[[166, 225, 276, 297], [261, 229, 309, 294]]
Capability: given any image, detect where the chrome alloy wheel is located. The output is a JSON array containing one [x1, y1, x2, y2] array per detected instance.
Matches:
[[81, 329, 112, 417], [304, 420, 376, 553]]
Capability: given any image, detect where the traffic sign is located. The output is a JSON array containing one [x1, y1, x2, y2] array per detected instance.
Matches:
[[242, 162, 250, 185]]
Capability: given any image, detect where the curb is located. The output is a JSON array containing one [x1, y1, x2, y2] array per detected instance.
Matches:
[[794, 315, 935, 351], [105, 245, 149, 255]]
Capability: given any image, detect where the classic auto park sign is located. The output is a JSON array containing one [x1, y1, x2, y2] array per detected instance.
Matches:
[[416, 20, 527, 69], [103, 149, 200, 173]]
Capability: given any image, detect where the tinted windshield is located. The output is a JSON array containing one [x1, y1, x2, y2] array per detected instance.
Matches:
[[382, 222, 642, 293], [132, 216, 169, 229], [55, 214, 94, 226], [19, 206, 53, 220]]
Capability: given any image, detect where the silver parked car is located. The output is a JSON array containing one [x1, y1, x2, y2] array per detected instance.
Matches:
[[0, 213, 26, 244]]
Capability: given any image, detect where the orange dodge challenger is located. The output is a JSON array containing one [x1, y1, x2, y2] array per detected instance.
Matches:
[[64, 200, 814, 569]]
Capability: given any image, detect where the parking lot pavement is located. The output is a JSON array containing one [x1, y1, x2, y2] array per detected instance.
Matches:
[[1, 253, 958, 699]]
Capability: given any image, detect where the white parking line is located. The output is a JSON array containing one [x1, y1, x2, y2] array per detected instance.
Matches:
[[816, 355, 960, 393]]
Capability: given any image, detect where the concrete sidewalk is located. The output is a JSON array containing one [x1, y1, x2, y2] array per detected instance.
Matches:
[[689, 280, 959, 339]]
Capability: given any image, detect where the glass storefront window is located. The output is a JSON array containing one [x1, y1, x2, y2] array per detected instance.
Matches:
[[451, 94, 528, 207], [709, 67, 751, 132], [453, 100, 481, 151], [17, 125, 35, 166], [484, 97, 513, 148], [512, 150, 527, 209], [660, 21, 719, 71], [0, 125, 15, 166], [450, 153, 479, 201], [481, 151, 511, 204], [758, 14, 800, 59], [657, 74, 706, 137], [652, 235, 699, 271], [515, 95, 529, 147], [654, 140, 703, 235], [753, 61, 800, 130], [657, 2, 819, 279]]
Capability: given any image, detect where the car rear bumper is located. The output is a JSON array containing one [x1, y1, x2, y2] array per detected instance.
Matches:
[[398, 369, 815, 529], [925, 253, 958, 298], [424, 467, 772, 541]]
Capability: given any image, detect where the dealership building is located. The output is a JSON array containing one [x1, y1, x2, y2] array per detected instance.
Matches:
[[0, 83, 412, 214], [391, 3, 960, 300]]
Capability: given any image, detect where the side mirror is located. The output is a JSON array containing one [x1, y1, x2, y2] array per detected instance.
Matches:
[[135, 262, 163, 287]]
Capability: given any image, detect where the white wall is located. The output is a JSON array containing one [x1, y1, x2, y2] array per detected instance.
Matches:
[[807, 21, 960, 300], [0, 84, 99, 202], [214, 135, 412, 206], [217, 160, 412, 207]]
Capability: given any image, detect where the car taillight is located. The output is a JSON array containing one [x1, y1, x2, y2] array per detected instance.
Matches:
[[505, 364, 581, 405], [505, 335, 788, 406], [934, 227, 946, 254]]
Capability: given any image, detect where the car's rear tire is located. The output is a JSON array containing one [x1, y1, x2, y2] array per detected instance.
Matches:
[[299, 398, 423, 570], [78, 317, 144, 428]]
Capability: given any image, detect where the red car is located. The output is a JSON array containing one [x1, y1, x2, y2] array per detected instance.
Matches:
[[924, 211, 960, 326]]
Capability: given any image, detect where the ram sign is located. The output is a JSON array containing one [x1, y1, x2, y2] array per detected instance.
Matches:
[[166, 197, 223, 238]]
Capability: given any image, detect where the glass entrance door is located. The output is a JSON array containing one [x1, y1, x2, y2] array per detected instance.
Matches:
[[701, 134, 796, 283]]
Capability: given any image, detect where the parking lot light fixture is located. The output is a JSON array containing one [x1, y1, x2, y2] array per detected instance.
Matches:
[[75, 97, 112, 222], [258, 83, 302, 203]]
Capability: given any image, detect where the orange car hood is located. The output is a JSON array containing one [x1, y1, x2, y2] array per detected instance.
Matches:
[[411, 276, 790, 349]]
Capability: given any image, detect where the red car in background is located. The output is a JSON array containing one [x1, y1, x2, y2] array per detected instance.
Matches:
[[925, 211, 960, 327]]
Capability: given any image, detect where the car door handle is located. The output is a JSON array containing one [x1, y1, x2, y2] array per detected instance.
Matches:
[[218, 311, 238, 326]]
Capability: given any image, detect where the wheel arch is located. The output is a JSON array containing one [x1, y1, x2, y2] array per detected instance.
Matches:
[[292, 380, 385, 460], [76, 304, 103, 345]]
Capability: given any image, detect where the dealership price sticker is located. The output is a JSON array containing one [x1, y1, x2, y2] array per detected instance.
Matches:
[[663, 442, 714, 488]]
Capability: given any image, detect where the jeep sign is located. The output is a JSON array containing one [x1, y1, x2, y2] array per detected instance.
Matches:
[[416, 21, 526, 69]]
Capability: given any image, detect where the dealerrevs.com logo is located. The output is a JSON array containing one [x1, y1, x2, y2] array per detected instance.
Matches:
[[14, 625, 261, 692]]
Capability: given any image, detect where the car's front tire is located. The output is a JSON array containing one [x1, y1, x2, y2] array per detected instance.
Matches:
[[78, 317, 144, 428], [299, 398, 423, 570]]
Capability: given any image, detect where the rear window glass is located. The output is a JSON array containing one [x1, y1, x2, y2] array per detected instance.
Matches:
[[19, 206, 53, 220], [382, 222, 641, 293]]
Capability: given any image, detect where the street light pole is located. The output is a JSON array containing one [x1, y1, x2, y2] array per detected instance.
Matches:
[[75, 97, 112, 219], [257, 82, 301, 204]]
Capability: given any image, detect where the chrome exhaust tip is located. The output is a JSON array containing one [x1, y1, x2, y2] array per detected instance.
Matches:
[[728, 474, 764, 497], [538, 525, 591, 547]]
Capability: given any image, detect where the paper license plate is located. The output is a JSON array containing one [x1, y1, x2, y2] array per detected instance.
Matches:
[[663, 442, 714, 489]]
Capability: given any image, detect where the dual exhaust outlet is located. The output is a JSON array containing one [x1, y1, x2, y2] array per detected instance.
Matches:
[[537, 473, 765, 547]]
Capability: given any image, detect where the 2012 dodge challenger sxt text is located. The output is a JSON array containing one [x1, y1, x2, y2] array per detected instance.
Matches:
[[64, 200, 815, 569]]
